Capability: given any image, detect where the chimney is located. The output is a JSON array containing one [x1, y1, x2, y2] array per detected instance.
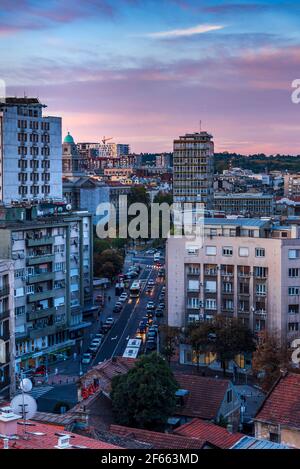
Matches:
[[227, 424, 233, 434], [0, 407, 21, 436], [55, 434, 71, 449]]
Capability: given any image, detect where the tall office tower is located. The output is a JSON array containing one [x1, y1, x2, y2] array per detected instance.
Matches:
[[173, 131, 214, 209], [117, 144, 130, 157], [62, 132, 86, 179], [0, 97, 62, 204]]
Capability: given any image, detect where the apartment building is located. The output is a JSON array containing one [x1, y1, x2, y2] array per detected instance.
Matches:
[[0, 260, 15, 398], [167, 218, 300, 355], [213, 193, 274, 217], [173, 132, 214, 209], [0, 203, 93, 373], [284, 174, 300, 197], [0, 97, 62, 204]]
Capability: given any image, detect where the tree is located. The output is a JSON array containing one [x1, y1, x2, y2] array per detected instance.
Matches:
[[187, 316, 255, 376], [160, 326, 179, 365], [252, 331, 290, 392], [153, 191, 173, 206], [110, 353, 178, 429], [187, 322, 215, 372], [93, 249, 124, 279], [128, 186, 150, 207], [213, 316, 255, 376], [93, 238, 110, 255]]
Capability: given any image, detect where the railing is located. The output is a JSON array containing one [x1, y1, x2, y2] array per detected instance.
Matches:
[[0, 286, 9, 297]]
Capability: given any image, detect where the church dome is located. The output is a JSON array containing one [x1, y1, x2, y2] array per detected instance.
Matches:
[[63, 132, 75, 144]]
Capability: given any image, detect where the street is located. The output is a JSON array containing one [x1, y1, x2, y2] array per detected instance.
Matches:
[[83, 249, 165, 371]]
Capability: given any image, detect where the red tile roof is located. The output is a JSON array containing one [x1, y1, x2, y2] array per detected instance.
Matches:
[[174, 373, 230, 420], [175, 418, 243, 449], [255, 373, 300, 429], [1, 421, 120, 450], [109, 424, 205, 449]]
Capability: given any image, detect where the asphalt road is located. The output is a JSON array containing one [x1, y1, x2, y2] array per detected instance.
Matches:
[[90, 256, 165, 365]]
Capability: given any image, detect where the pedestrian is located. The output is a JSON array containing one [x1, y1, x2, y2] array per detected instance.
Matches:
[[108, 295, 111, 301], [55, 367, 58, 375], [73, 352, 77, 361]]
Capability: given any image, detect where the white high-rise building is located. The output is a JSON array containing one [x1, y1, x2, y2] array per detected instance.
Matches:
[[0, 97, 62, 204], [173, 131, 214, 209]]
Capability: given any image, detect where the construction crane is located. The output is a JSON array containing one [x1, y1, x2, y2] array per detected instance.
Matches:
[[102, 136, 113, 144]]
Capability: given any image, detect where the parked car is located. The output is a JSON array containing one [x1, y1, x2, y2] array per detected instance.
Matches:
[[113, 304, 122, 313], [148, 280, 155, 287], [147, 331, 157, 340], [105, 317, 115, 326], [146, 339, 156, 350], [34, 365, 46, 376], [82, 353, 92, 364], [145, 286, 153, 294], [155, 309, 163, 318], [119, 293, 128, 302], [158, 302, 165, 310], [146, 301, 155, 310], [94, 333, 104, 341], [137, 321, 147, 334], [161, 286, 166, 293]]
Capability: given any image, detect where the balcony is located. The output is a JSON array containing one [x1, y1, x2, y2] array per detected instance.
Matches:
[[27, 307, 56, 321], [0, 286, 9, 297], [0, 310, 10, 320], [255, 309, 267, 317], [26, 236, 54, 247], [204, 270, 217, 276], [29, 324, 60, 339], [27, 254, 54, 266], [27, 290, 54, 303], [28, 272, 55, 284]]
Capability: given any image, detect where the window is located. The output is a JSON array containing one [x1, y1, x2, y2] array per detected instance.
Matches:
[[26, 285, 34, 295], [205, 298, 216, 310], [269, 432, 280, 443], [188, 280, 199, 291], [289, 249, 300, 259], [288, 305, 299, 314], [288, 287, 300, 296], [206, 246, 217, 256], [14, 288, 24, 298], [54, 297, 65, 307], [227, 389, 233, 403], [239, 247, 249, 257], [205, 280, 217, 293], [54, 262, 65, 272], [15, 306, 25, 316], [256, 284, 266, 295], [288, 322, 299, 331], [222, 247, 233, 256], [255, 248, 265, 257], [289, 268, 299, 278]]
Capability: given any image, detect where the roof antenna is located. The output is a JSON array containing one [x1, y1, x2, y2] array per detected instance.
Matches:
[[199, 120, 202, 133]]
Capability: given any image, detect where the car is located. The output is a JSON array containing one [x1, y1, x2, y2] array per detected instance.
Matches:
[[138, 322, 147, 334], [82, 353, 92, 364], [91, 337, 102, 345], [115, 301, 123, 307], [102, 317, 115, 330], [155, 309, 163, 317], [119, 293, 128, 302], [94, 333, 104, 341], [146, 301, 155, 310], [145, 286, 153, 294], [34, 365, 46, 376], [149, 325, 159, 332], [113, 304, 122, 313], [146, 340, 156, 350], [146, 311, 153, 319], [161, 286, 166, 293], [148, 280, 155, 287], [95, 294, 104, 303], [159, 293, 165, 300], [147, 331, 157, 339], [158, 302, 165, 309], [145, 249, 156, 255]]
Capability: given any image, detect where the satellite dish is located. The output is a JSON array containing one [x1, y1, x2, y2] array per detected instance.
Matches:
[[19, 378, 33, 393], [11, 394, 37, 420], [66, 204, 72, 211]]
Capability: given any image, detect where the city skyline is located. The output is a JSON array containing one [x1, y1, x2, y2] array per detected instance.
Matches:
[[1, 0, 300, 154]]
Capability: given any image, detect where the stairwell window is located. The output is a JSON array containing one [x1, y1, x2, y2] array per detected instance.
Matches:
[[289, 249, 300, 259], [255, 248, 265, 257]]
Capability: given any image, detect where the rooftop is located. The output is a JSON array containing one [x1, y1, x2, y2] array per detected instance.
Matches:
[[110, 424, 205, 449], [255, 372, 300, 429], [174, 373, 231, 420], [0, 420, 119, 450], [174, 418, 243, 449]]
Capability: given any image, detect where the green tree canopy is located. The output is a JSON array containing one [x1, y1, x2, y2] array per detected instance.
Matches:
[[110, 353, 178, 429]]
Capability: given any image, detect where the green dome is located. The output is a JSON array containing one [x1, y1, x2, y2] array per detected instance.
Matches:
[[64, 132, 75, 144]]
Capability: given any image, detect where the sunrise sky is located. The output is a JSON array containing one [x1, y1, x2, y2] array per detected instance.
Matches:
[[1, 0, 300, 153]]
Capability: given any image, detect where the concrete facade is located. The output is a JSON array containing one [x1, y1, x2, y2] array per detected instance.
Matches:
[[0, 98, 62, 204], [166, 218, 300, 345]]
